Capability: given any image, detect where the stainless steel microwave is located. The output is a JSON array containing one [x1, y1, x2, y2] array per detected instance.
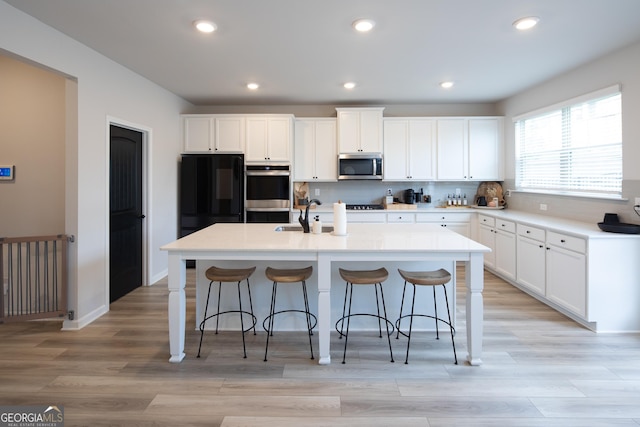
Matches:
[[338, 153, 383, 180]]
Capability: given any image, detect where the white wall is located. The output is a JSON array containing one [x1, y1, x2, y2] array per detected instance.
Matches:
[[0, 1, 191, 327], [498, 40, 640, 224]]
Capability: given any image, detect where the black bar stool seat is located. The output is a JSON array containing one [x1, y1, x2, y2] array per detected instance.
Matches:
[[197, 265, 257, 359], [263, 266, 316, 361], [335, 267, 394, 364], [396, 268, 457, 364]]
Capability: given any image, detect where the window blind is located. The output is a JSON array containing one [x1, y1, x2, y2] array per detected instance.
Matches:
[[515, 89, 622, 196]]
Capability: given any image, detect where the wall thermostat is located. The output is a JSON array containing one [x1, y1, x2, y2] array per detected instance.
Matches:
[[0, 165, 15, 181]]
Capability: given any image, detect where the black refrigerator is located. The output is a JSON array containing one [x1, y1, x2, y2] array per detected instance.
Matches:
[[179, 154, 244, 240]]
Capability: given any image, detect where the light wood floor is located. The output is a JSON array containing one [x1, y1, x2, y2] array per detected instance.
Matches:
[[1, 267, 639, 427]]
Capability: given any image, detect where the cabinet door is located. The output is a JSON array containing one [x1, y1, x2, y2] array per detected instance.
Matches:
[[214, 116, 244, 152], [183, 116, 213, 152], [436, 119, 466, 180], [516, 235, 546, 296], [478, 224, 495, 268], [314, 120, 337, 180], [383, 120, 409, 180], [468, 118, 501, 180], [443, 222, 470, 238], [245, 117, 268, 161], [408, 119, 435, 180], [546, 245, 586, 318], [266, 117, 291, 162], [294, 120, 316, 180], [359, 109, 383, 152], [494, 229, 516, 281], [337, 110, 360, 153]]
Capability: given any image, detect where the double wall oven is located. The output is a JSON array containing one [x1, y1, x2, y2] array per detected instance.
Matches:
[[245, 164, 291, 223]]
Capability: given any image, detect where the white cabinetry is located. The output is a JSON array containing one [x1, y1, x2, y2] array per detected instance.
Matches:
[[182, 115, 245, 153], [436, 117, 503, 181], [545, 231, 586, 318], [476, 212, 640, 332], [383, 118, 435, 181], [477, 215, 496, 268], [494, 219, 516, 281], [346, 212, 386, 223], [245, 115, 293, 162], [416, 212, 471, 238], [516, 224, 546, 296], [336, 108, 384, 153], [294, 119, 337, 181]]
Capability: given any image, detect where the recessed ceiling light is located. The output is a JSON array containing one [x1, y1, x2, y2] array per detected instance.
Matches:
[[343, 82, 356, 89], [247, 82, 259, 90], [352, 19, 375, 32], [194, 20, 217, 33], [440, 81, 454, 89], [513, 16, 539, 31]]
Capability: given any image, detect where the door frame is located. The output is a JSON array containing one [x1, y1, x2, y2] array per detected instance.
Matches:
[[106, 116, 151, 305]]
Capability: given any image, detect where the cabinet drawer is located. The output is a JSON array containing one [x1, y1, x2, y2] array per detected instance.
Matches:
[[517, 224, 545, 241], [387, 213, 415, 223], [547, 231, 586, 253], [495, 219, 515, 233], [477, 214, 495, 227], [416, 212, 472, 223]]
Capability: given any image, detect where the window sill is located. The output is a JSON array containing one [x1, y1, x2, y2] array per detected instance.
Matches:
[[509, 189, 626, 202]]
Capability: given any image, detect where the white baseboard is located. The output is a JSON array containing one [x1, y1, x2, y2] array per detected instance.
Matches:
[[61, 304, 109, 330], [149, 269, 167, 286]]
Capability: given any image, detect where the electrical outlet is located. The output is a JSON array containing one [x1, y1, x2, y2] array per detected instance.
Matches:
[[505, 189, 511, 197], [539, 203, 548, 211], [455, 188, 461, 195], [315, 188, 320, 196]]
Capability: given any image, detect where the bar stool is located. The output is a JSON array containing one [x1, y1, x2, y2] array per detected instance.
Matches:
[[396, 268, 457, 365], [197, 265, 257, 359], [263, 266, 317, 361], [335, 267, 394, 364]]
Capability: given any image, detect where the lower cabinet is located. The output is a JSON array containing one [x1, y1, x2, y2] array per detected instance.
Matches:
[[545, 232, 586, 318], [480, 213, 640, 332], [416, 212, 471, 238], [516, 224, 546, 296]]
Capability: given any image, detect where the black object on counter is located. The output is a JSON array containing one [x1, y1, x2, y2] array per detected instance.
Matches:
[[597, 213, 640, 234]]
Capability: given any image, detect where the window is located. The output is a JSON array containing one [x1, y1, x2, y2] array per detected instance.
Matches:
[[515, 86, 622, 197]]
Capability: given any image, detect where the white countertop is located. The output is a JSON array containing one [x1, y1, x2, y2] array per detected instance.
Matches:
[[161, 222, 490, 254]]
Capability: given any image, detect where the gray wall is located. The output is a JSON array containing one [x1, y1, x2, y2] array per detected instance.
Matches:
[[498, 40, 640, 225]]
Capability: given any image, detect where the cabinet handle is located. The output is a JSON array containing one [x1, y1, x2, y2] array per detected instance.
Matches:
[[546, 247, 550, 250], [539, 245, 544, 248], [560, 239, 566, 243], [526, 230, 531, 233]]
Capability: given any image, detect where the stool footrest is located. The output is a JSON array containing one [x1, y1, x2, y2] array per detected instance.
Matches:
[[335, 314, 395, 338], [262, 310, 317, 333], [395, 314, 456, 339], [200, 310, 258, 334]]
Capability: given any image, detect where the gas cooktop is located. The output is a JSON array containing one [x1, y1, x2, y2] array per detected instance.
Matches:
[[345, 204, 384, 210]]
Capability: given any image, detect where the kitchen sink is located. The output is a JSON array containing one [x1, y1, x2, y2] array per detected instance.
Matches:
[[274, 225, 334, 233]]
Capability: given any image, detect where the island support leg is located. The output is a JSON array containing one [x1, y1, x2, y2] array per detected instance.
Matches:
[[465, 252, 484, 366], [316, 255, 331, 365], [168, 254, 186, 363]]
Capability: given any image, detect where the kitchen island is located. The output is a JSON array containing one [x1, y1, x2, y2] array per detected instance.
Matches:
[[160, 222, 490, 365]]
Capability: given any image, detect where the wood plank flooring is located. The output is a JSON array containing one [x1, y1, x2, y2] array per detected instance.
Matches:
[[1, 267, 639, 426]]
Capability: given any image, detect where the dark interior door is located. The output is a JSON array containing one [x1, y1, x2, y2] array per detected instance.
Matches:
[[110, 125, 143, 303]]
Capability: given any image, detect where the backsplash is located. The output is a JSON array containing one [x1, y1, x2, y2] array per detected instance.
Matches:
[[306, 181, 480, 207]]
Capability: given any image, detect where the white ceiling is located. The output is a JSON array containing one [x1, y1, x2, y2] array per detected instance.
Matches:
[[6, 0, 640, 106]]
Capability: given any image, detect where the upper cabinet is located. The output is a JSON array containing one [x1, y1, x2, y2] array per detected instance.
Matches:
[[336, 107, 384, 153], [294, 118, 337, 181], [182, 114, 245, 153], [436, 117, 504, 181], [245, 115, 293, 163], [383, 118, 435, 181]]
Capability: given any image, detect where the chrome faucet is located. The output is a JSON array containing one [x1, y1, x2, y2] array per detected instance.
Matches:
[[299, 199, 322, 233]]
